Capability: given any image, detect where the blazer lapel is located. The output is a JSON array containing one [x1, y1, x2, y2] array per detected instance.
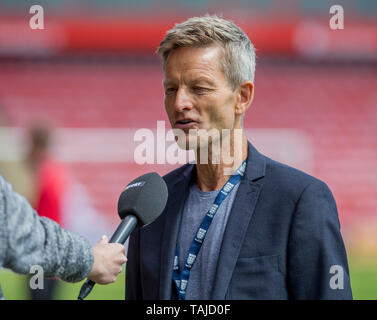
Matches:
[[159, 164, 195, 299], [211, 142, 266, 299]]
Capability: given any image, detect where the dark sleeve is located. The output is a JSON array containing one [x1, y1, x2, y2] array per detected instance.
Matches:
[[125, 228, 143, 300], [287, 179, 353, 299]]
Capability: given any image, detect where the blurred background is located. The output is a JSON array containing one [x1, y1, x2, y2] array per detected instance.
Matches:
[[0, 0, 376, 299]]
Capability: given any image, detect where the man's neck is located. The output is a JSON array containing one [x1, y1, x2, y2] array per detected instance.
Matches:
[[195, 134, 248, 192]]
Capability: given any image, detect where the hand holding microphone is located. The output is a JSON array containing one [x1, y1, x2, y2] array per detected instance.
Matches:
[[88, 235, 127, 284], [78, 172, 168, 299]]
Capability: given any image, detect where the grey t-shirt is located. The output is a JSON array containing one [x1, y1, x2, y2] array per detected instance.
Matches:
[[177, 180, 240, 300]]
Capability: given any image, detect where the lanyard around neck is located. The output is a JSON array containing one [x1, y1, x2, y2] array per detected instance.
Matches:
[[173, 160, 247, 300]]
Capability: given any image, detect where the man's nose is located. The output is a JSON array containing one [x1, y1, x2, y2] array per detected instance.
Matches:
[[174, 88, 193, 112]]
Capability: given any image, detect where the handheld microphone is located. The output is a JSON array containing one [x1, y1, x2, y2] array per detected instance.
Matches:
[[77, 172, 168, 300]]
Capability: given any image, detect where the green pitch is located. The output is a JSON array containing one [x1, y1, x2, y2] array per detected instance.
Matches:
[[0, 254, 376, 300], [0, 268, 125, 300]]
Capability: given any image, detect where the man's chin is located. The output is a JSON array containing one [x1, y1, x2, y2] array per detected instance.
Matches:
[[172, 129, 195, 150], [173, 128, 214, 151], [175, 137, 195, 150]]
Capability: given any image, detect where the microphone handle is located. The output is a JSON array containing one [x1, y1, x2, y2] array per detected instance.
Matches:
[[77, 215, 138, 300], [109, 215, 138, 244]]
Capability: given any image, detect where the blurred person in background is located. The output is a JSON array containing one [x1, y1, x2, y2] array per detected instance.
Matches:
[[26, 125, 69, 299], [0, 174, 127, 300], [27, 125, 66, 227]]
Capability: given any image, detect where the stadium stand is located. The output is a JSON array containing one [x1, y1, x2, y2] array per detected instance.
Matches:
[[0, 59, 376, 231]]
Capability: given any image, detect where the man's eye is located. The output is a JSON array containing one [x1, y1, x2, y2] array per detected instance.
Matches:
[[192, 87, 208, 94], [165, 88, 177, 94]]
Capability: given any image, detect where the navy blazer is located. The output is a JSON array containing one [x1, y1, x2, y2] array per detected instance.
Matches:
[[126, 142, 352, 299]]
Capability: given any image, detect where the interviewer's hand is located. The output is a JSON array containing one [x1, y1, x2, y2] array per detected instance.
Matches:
[[88, 235, 127, 284]]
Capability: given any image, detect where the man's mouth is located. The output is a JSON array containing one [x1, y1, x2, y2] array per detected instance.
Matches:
[[174, 119, 198, 129]]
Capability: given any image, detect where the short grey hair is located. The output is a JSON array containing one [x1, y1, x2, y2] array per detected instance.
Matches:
[[157, 15, 256, 90]]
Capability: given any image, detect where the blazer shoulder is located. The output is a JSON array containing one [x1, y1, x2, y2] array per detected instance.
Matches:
[[263, 156, 330, 197]]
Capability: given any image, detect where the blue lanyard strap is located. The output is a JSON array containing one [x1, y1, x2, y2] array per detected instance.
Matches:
[[173, 160, 247, 300]]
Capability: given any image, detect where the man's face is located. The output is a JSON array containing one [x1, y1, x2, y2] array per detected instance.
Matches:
[[163, 45, 239, 150]]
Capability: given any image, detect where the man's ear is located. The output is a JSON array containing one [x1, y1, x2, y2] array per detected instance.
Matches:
[[235, 81, 254, 115]]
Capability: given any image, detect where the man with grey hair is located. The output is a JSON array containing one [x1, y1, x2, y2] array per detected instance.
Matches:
[[126, 15, 352, 300]]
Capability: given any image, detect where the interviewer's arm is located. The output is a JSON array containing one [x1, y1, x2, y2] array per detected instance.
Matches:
[[0, 175, 126, 283]]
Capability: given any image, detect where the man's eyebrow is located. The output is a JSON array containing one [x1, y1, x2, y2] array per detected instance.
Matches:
[[190, 77, 216, 86], [162, 77, 217, 87]]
